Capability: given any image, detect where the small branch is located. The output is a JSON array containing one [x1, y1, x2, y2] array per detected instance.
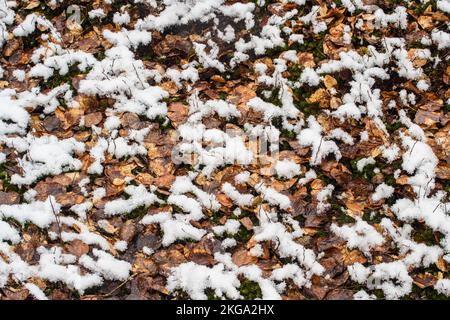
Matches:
[[49, 196, 63, 245], [313, 136, 323, 165], [101, 273, 139, 298]]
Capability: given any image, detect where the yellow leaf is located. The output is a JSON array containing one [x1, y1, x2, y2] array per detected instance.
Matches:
[[324, 75, 337, 90]]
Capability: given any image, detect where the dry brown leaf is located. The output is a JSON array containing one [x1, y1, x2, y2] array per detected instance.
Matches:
[[232, 248, 258, 266]]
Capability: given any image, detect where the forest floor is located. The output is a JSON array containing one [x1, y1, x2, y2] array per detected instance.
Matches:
[[0, 0, 449, 300]]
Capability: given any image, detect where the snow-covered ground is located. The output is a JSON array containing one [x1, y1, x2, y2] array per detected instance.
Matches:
[[0, 0, 449, 300]]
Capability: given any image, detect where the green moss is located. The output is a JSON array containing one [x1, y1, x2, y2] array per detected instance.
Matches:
[[373, 289, 385, 299], [342, 280, 366, 293], [302, 101, 321, 116], [264, 44, 290, 60], [155, 115, 172, 131], [256, 87, 281, 106], [403, 284, 448, 300], [223, 65, 247, 81], [239, 279, 262, 300], [444, 103, 450, 114], [295, 35, 326, 62], [384, 174, 396, 186], [94, 50, 106, 61], [126, 205, 148, 220], [335, 212, 356, 225], [385, 121, 402, 134], [444, 179, 450, 194], [314, 168, 335, 186], [291, 85, 322, 116], [0, 164, 23, 194], [169, 290, 189, 299], [233, 227, 252, 243], [232, 209, 259, 226], [362, 210, 382, 224], [280, 133, 295, 146], [209, 210, 224, 225], [41, 65, 89, 93], [205, 289, 221, 300], [413, 0, 436, 15], [44, 287, 54, 297], [412, 224, 437, 246], [315, 229, 329, 238], [349, 157, 377, 181], [287, 64, 303, 82]]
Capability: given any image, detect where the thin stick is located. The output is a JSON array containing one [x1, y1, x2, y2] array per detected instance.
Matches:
[[313, 136, 323, 165], [102, 273, 139, 297], [49, 196, 63, 244]]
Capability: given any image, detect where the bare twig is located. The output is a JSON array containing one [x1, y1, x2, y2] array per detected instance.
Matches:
[[313, 136, 323, 165], [49, 196, 63, 244], [101, 273, 139, 298]]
